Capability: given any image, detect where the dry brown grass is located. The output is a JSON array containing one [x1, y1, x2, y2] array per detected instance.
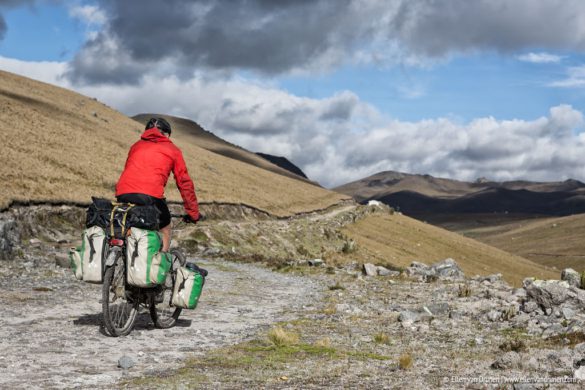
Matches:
[[477, 213, 585, 272], [398, 353, 413, 370], [267, 326, 300, 347], [342, 214, 558, 286], [0, 70, 348, 216]]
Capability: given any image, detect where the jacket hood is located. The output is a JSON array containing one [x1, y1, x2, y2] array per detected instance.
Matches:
[[141, 128, 171, 143]]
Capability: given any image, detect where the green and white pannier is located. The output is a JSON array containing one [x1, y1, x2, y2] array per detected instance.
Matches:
[[126, 227, 171, 287], [172, 264, 205, 309], [69, 226, 107, 283]]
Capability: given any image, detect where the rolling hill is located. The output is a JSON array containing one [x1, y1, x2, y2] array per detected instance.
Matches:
[[459, 213, 585, 272], [336, 170, 585, 216], [132, 114, 313, 185], [342, 212, 557, 286], [0, 70, 348, 216]]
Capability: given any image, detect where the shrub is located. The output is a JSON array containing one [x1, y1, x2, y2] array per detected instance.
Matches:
[[328, 281, 345, 291], [398, 353, 413, 370], [373, 333, 390, 345], [341, 239, 357, 254], [268, 327, 299, 347], [458, 283, 472, 297], [499, 339, 527, 353]]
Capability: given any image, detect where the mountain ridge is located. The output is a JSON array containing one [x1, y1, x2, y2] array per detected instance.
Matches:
[[336, 170, 585, 216]]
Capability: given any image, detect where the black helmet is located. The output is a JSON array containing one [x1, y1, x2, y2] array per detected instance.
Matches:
[[146, 117, 172, 135]]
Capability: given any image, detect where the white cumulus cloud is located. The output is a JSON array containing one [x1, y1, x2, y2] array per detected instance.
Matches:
[[3, 57, 585, 188], [68, 4, 107, 26], [517, 52, 563, 63]]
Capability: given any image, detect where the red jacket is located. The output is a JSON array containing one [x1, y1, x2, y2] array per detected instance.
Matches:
[[116, 128, 199, 220]]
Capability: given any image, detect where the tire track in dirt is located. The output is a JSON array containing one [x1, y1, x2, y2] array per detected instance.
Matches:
[[0, 258, 323, 389]]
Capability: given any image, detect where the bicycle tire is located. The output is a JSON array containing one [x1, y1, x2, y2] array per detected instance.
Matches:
[[149, 249, 185, 328], [102, 264, 139, 337]]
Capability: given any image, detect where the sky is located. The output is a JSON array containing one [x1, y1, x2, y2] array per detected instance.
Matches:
[[2, 0, 585, 188]]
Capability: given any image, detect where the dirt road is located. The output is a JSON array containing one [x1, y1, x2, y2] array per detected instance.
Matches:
[[0, 257, 323, 389]]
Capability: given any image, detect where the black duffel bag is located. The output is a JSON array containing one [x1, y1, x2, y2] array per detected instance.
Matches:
[[125, 205, 161, 231], [86, 197, 113, 228]]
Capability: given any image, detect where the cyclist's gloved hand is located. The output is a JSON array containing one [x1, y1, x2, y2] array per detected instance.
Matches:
[[183, 213, 205, 224]]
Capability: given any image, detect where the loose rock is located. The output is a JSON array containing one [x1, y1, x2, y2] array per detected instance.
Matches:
[[117, 356, 135, 370], [491, 352, 521, 369], [524, 279, 570, 308], [308, 259, 324, 267], [561, 268, 581, 288], [363, 263, 378, 276]]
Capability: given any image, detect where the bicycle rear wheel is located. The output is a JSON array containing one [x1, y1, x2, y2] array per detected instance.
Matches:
[[102, 263, 139, 337], [150, 249, 185, 328]]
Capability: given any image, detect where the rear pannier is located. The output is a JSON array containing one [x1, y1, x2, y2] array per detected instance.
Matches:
[[81, 226, 107, 283], [172, 262, 206, 309], [126, 227, 171, 287], [86, 197, 113, 229]]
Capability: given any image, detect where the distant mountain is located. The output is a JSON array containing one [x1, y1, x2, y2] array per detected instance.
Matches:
[[133, 114, 319, 187], [256, 153, 308, 179], [335, 170, 585, 216]]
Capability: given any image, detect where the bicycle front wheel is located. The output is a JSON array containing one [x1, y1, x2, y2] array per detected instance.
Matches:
[[150, 249, 185, 328], [102, 264, 139, 337]]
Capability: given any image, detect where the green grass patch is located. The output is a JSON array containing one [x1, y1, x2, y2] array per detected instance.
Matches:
[[547, 331, 585, 347], [499, 327, 529, 338], [123, 333, 392, 388], [190, 229, 209, 244]]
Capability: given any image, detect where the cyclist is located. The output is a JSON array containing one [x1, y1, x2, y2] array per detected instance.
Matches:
[[115, 117, 200, 251]]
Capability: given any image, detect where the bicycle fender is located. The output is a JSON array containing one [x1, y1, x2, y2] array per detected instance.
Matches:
[[105, 247, 121, 267]]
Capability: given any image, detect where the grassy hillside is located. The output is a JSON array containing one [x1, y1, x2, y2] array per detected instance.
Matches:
[[469, 214, 585, 272], [0, 70, 348, 216], [133, 113, 315, 185], [342, 213, 558, 286]]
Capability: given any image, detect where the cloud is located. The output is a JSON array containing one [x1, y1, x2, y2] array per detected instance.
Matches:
[[549, 65, 585, 88], [517, 52, 563, 64], [68, 4, 106, 26], [386, 0, 585, 56], [4, 57, 585, 188], [75, 73, 585, 187], [0, 55, 67, 84], [66, 0, 585, 84], [68, 0, 371, 84]]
